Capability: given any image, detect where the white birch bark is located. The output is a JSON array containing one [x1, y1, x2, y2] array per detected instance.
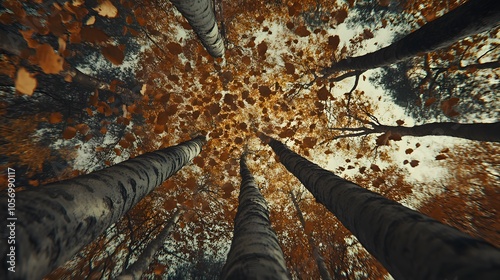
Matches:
[[0, 136, 205, 280]]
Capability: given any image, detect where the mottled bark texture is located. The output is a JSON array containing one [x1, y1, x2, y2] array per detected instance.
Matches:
[[268, 138, 500, 280], [221, 154, 290, 279], [170, 0, 225, 57], [118, 209, 181, 280], [322, 0, 500, 75], [0, 136, 205, 280], [290, 192, 332, 280]]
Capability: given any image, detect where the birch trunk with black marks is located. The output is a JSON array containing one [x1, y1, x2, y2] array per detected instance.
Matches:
[[268, 137, 500, 280], [290, 192, 332, 280], [322, 0, 500, 75], [0, 136, 205, 280], [117, 209, 181, 280], [170, 0, 225, 57], [221, 154, 290, 279], [334, 121, 500, 142]]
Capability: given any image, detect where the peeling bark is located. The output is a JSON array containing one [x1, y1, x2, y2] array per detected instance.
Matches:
[[221, 154, 290, 279], [117, 209, 181, 280], [268, 137, 500, 280], [170, 0, 225, 57], [322, 0, 500, 75], [0, 136, 205, 280]]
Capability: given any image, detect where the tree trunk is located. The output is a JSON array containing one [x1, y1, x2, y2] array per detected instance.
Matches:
[[170, 0, 225, 57], [373, 122, 500, 142], [290, 192, 333, 280], [117, 209, 181, 280], [267, 137, 500, 280], [221, 153, 290, 279], [322, 0, 500, 75], [0, 136, 205, 280]]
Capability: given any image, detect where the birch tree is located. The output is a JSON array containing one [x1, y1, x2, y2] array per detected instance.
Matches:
[[322, 0, 500, 75], [0, 136, 205, 280], [265, 135, 500, 280], [220, 153, 290, 279], [290, 191, 332, 280], [118, 209, 181, 280], [170, 0, 225, 57]]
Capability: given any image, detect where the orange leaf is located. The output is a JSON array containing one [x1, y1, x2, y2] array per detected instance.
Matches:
[[15, 67, 37, 95], [63, 126, 77, 139], [405, 148, 413, 154], [317, 86, 330, 100], [49, 112, 63, 124], [101, 45, 125, 65], [376, 132, 391, 146], [295, 26, 310, 37], [435, 154, 447, 160], [410, 160, 419, 167], [440, 97, 460, 117], [36, 44, 64, 74], [166, 42, 182, 55], [370, 164, 381, 172], [285, 62, 295, 74], [92, 0, 118, 18], [424, 97, 437, 107]]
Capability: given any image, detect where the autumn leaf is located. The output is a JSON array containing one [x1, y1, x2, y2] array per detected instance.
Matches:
[[302, 137, 317, 148], [166, 42, 182, 55], [86, 16, 96, 25], [410, 160, 419, 167], [49, 112, 63, 124], [93, 0, 118, 18], [370, 164, 381, 172], [36, 44, 64, 74], [101, 44, 125, 65], [424, 97, 437, 107], [15, 68, 37, 95], [285, 62, 295, 74], [63, 126, 77, 139], [317, 86, 330, 100], [405, 148, 413, 154], [388, 133, 402, 141], [259, 85, 272, 97], [375, 132, 391, 146], [295, 26, 310, 37], [396, 120, 404, 126], [440, 97, 460, 117], [435, 154, 447, 160], [328, 35, 340, 50]]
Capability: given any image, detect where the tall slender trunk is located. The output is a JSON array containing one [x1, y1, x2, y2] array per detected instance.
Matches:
[[117, 209, 181, 280], [170, 0, 225, 57], [290, 192, 332, 280], [267, 137, 500, 280], [322, 0, 500, 75], [0, 136, 205, 280], [373, 122, 500, 142], [221, 153, 290, 279]]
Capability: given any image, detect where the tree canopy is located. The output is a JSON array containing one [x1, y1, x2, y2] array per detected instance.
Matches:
[[1, 0, 498, 279]]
